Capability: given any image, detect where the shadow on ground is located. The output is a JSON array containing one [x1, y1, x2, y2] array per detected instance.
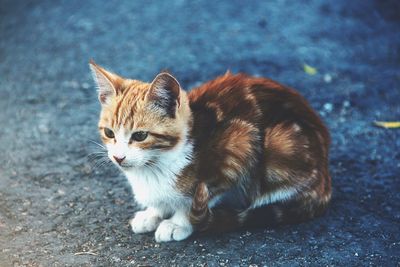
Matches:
[[0, 0, 399, 266]]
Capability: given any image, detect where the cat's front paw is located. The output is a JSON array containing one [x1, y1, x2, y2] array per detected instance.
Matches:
[[154, 220, 193, 242], [130, 209, 162, 234]]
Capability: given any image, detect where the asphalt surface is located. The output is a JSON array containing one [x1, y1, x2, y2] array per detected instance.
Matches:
[[1, 0, 399, 266]]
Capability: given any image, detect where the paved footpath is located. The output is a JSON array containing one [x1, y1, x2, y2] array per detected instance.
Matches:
[[0, 0, 399, 266]]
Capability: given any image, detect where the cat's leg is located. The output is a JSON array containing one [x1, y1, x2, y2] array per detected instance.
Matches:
[[130, 207, 163, 234], [154, 209, 193, 242]]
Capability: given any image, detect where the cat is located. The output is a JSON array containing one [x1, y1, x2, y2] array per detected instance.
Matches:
[[89, 60, 331, 242]]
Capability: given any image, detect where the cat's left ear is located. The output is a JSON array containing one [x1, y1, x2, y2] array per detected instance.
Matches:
[[89, 60, 122, 105], [147, 72, 181, 117]]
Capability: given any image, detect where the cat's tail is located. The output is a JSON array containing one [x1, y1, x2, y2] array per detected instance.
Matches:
[[189, 182, 329, 233], [189, 182, 242, 232]]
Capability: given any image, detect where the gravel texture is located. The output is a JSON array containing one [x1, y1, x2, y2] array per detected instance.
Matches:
[[1, 0, 399, 266]]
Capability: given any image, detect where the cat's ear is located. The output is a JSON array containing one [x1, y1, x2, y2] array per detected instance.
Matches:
[[147, 72, 181, 117], [89, 60, 122, 105]]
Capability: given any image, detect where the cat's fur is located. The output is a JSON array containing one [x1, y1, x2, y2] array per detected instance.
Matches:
[[90, 61, 331, 242]]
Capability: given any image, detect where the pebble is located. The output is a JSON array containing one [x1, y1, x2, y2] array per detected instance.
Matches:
[[324, 73, 332, 83], [66, 80, 79, 89], [57, 189, 66, 196], [82, 82, 90, 89], [38, 123, 50, 134], [323, 103, 334, 113], [111, 256, 121, 263], [76, 19, 94, 32]]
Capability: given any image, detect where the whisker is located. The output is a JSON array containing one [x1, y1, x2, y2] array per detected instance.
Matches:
[[87, 152, 107, 161], [87, 151, 107, 158], [88, 139, 106, 150], [92, 158, 112, 170]]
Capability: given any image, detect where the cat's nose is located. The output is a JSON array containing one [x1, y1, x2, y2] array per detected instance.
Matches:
[[113, 155, 126, 165]]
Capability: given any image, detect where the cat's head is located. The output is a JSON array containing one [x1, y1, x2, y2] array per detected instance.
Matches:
[[90, 61, 192, 170]]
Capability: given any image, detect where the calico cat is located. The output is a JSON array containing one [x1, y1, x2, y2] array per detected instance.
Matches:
[[90, 61, 331, 242]]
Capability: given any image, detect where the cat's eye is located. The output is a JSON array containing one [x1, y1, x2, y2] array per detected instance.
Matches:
[[131, 131, 148, 142], [104, 128, 115, 138]]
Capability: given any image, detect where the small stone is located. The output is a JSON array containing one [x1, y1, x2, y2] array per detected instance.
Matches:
[[76, 19, 94, 31], [111, 256, 121, 262], [323, 103, 333, 113], [38, 123, 50, 134], [324, 73, 332, 83], [67, 80, 79, 89], [57, 189, 66, 196], [82, 82, 90, 89]]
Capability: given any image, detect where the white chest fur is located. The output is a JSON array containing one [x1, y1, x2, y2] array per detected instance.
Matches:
[[126, 168, 188, 211], [124, 140, 193, 214]]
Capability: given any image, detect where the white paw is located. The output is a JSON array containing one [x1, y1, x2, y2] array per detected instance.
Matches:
[[154, 220, 193, 242], [130, 210, 162, 234]]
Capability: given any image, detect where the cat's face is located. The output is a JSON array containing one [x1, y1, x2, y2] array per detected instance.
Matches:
[[90, 61, 191, 169]]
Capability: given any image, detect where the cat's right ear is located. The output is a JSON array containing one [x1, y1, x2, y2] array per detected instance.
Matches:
[[147, 72, 181, 117], [89, 60, 121, 105]]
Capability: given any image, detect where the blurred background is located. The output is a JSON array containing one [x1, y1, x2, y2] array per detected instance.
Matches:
[[1, 0, 399, 266]]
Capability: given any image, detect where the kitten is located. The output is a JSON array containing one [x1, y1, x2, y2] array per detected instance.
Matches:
[[90, 61, 331, 242]]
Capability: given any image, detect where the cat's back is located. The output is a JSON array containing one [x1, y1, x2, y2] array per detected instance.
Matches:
[[188, 72, 326, 132], [188, 73, 267, 128], [188, 72, 263, 114], [188, 72, 329, 133]]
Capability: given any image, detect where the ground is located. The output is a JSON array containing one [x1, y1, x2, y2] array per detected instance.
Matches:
[[0, 0, 399, 266]]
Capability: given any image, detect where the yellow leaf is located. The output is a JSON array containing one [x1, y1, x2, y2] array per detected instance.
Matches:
[[303, 64, 317, 75], [374, 121, 400, 129]]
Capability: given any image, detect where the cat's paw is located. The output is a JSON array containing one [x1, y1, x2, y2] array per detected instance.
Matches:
[[130, 210, 162, 234], [154, 220, 193, 242]]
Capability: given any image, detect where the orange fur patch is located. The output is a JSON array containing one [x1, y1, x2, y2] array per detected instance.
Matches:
[[97, 75, 192, 151]]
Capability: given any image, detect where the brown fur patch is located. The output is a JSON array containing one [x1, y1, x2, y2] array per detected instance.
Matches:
[[218, 119, 258, 182], [265, 123, 303, 156], [186, 72, 331, 230]]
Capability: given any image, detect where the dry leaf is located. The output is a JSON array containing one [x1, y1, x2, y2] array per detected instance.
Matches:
[[374, 121, 400, 129], [303, 64, 317, 75]]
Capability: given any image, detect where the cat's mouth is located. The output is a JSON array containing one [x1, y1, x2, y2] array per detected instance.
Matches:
[[112, 157, 156, 170], [119, 161, 152, 169], [119, 163, 135, 169]]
